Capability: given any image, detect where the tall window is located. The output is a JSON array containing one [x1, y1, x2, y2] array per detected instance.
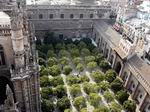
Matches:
[[0, 45, 5, 65], [49, 14, 53, 19], [90, 14, 93, 18], [80, 14, 83, 18], [39, 14, 43, 19], [70, 14, 74, 19], [60, 14, 64, 19]]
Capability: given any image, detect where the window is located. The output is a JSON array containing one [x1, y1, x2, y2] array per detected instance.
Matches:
[[90, 14, 93, 18], [70, 14, 74, 19], [49, 14, 53, 19], [139, 94, 143, 99], [60, 14, 64, 19], [0, 45, 5, 65], [39, 14, 43, 19], [80, 14, 83, 18], [132, 84, 135, 88]]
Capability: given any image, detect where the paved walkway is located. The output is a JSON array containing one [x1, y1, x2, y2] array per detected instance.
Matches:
[[80, 84, 94, 112], [61, 74, 77, 112]]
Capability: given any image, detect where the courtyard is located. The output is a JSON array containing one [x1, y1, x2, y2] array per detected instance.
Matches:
[[37, 33, 136, 112]]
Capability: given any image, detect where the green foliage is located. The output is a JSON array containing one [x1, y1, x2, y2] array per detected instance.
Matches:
[[89, 93, 101, 107], [85, 56, 96, 64], [40, 76, 50, 87], [123, 100, 136, 112], [97, 81, 110, 92], [93, 106, 109, 112], [78, 41, 87, 50], [83, 82, 97, 94], [110, 102, 122, 112], [55, 43, 65, 51], [73, 57, 81, 66], [38, 51, 47, 59], [57, 96, 70, 111], [47, 57, 57, 67], [37, 44, 53, 54], [64, 109, 71, 112], [49, 65, 61, 76], [91, 70, 104, 83], [66, 75, 81, 85], [116, 90, 129, 104], [105, 69, 116, 83], [60, 57, 69, 65], [92, 48, 100, 55], [95, 53, 104, 64], [87, 61, 97, 70], [54, 85, 67, 98], [81, 48, 91, 56], [111, 78, 123, 93], [41, 99, 54, 112], [70, 48, 80, 57], [73, 96, 86, 110], [70, 84, 81, 97], [80, 108, 87, 112], [104, 91, 114, 102], [99, 60, 110, 71], [67, 43, 77, 50], [76, 63, 84, 72], [47, 50, 56, 58], [63, 65, 72, 75], [50, 76, 64, 87], [41, 87, 53, 99], [81, 75, 89, 82], [40, 68, 49, 76], [59, 50, 69, 57]]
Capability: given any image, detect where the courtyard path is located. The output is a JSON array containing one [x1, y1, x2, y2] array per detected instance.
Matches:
[[85, 71, 95, 84], [61, 74, 77, 112], [80, 84, 94, 112]]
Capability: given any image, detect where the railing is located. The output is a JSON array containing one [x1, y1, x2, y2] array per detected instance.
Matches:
[[27, 5, 111, 10]]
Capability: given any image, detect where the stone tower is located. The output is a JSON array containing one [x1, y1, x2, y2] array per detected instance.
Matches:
[[0, 0, 41, 112]]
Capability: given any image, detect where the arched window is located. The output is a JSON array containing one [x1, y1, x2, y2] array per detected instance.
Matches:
[[115, 61, 122, 74], [0, 45, 5, 65], [110, 55, 114, 64]]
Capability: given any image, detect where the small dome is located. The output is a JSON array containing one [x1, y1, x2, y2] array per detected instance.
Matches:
[[0, 12, 10, 25]]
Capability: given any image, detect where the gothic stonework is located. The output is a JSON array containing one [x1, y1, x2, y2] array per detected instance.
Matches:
[[0, 0, 41, 112]]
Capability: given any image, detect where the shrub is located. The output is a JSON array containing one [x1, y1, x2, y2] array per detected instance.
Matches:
[[73, 96, 86, 110], [123, 100, 136, 112], [76, 63, 84, 73], [73, 57, 82, 65], [105, 69, 116, 83], [87, 61, 97, 70], [116, 90, 129, 104], [91, 70, 104, 83], [111, 78, 123, 93], [89, 93, 101, 107], [103, 91, 114, 103], [64, 65, 72, 75]]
